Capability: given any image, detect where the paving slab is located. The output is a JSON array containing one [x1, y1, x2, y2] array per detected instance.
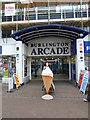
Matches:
[[2, 80, 88, 118]]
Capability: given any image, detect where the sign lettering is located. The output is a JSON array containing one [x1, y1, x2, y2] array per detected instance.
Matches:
[[30, 42, 70, 56]]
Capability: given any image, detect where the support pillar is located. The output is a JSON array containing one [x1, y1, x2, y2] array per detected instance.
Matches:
[[76, 38, 85, 84], [16, 41, 23, 85], [29, 57, 32, 80], [69, 56, 71, 80]]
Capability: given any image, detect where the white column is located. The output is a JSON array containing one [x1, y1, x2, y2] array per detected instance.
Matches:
[[69, 56, 71, 80], [23, 55, 24, 78], [29, 57, 32, 80], [48, 0, 50, 23], [73, 6, 75, 18], [24, 8, 26, 21], [76, 38, 85, 83], [61, 6, 63, 19], [16, 41, 23, 85], [75, 55, 78, 83], [87, 4, 88, 18], [35, 7, 38, 20]]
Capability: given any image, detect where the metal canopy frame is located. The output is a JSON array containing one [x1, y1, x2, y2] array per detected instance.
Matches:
[[11, 24, 89, 45]]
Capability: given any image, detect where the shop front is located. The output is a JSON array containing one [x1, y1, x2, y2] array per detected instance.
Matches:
[[1, 44, 16, 83], [31, 56, 69, 80]]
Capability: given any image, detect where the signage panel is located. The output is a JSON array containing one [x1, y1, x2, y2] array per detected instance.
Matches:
[[76, 39, 85, 83], [28, 39, 71, 56], [80, 70, 89, 94], [84, 41, 90, 54], [5, 3, 15, 16]]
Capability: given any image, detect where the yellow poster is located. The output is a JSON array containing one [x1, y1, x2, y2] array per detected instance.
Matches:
[[15, 75, 20, 88]]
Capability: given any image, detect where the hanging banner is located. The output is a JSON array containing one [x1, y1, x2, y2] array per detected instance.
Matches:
[[5, 3, 15, 16], [80, 70, 89, 94]]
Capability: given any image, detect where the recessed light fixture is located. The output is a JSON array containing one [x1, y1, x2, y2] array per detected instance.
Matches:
[[80, 33, 83, 37]]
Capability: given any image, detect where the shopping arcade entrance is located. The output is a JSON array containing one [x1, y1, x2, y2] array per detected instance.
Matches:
[[31, 56, 69, 81], [10, 24, 88, 84]]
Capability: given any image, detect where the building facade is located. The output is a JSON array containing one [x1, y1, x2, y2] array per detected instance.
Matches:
[[0, 0, 90, 85]]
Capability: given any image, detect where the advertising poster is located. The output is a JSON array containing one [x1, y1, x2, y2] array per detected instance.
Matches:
[[5, 3, 15, 16], [3, 64, 8, 78], [78, 70, 84, 87], [80, 70, 89, 94]]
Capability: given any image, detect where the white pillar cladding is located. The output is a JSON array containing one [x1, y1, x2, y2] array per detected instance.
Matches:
[[68, 56, 71, 80], [35, 7, 38, 20], [75, 55, 78, 83], [23, 55, 24, 78], [76, 38, 85, 83], [29, 57, 32, 80], [16, 41, 23, 85]]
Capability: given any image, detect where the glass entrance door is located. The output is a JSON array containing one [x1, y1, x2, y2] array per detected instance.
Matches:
[[31, 57, 69, 80]]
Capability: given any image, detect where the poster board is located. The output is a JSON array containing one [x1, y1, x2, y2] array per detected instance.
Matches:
[[80, 70, 89, 94], [78, 70, 84, 87]]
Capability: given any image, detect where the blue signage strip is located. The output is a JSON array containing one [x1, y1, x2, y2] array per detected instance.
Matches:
[[0, 46, 2, 54], [72, 41, 90, 55], [71, 41, 77, 55], [84, 41, 90, 54]]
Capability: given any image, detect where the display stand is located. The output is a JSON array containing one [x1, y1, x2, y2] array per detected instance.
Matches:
[[2, 78, 13, 92], [8, 77, 13, 92]]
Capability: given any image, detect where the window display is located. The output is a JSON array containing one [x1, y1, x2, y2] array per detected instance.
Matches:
[[3, 57, 16, 78], [85, 55, 90, 70]]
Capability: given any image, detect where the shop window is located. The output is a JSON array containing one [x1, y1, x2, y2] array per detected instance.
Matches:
[[85, 56, 90, 70], [3, 57, 16, 78]]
